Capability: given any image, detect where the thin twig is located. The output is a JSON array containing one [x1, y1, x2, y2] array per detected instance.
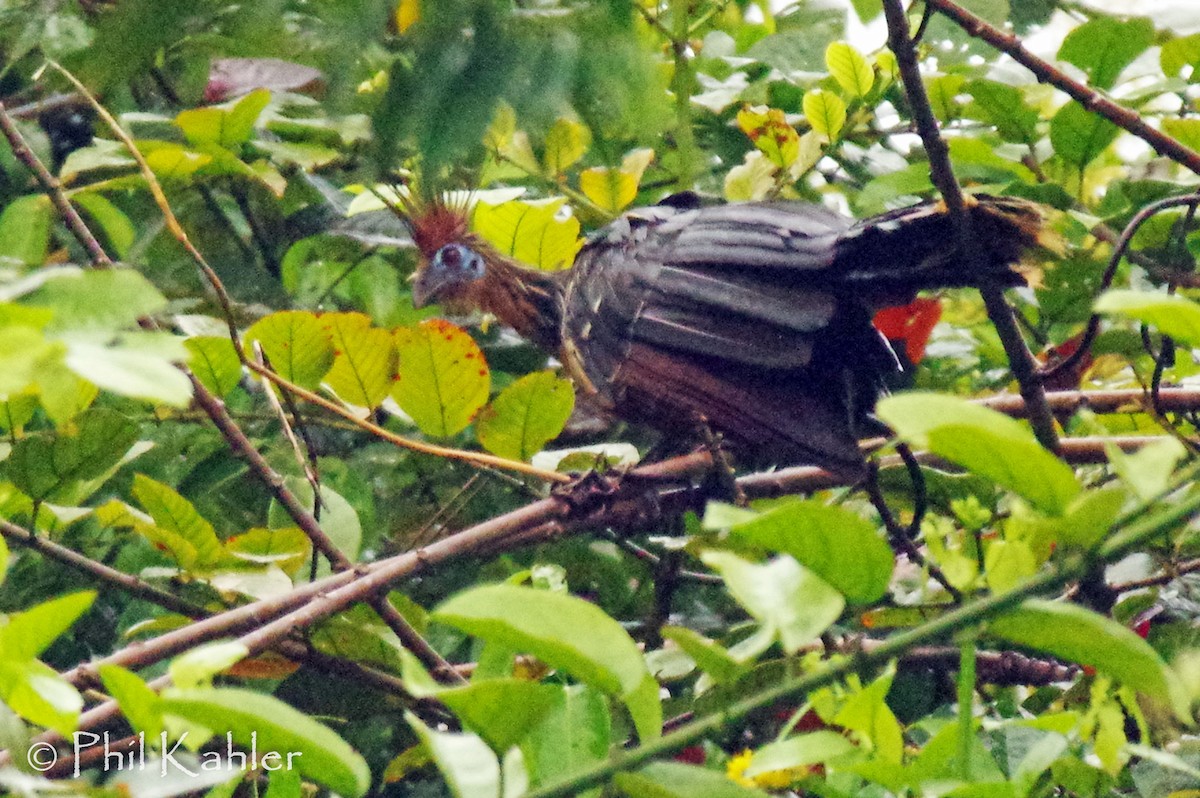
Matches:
[[926, 0, 1200, 176]]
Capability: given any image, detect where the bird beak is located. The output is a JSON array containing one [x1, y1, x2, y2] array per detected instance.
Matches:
[[410, 269, 442, 309]]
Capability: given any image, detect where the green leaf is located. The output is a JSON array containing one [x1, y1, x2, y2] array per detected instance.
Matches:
[[726, 498, 894, 603], [270, 478, 361, 569], [1050, 101, 1119, 170], [322, 312, 398, 410], [23, 268, 168, 331], [0, 326, 58, 397], [432, 584, 662, 742], [160, 687, 370, 797], [185, 336, 243, 398], [392, 319, 489, 437], [99, 665, 163, 737], [1161, 32, 1200, 81], [964, 80, 1038, 144], [834, 665, 903, 764], [614, 762, 765, 798], [175, 88, 270, 149], [542, 117, 591, 175], [476, 371, 574, 461], [1162, 118, 1200, 153], [64, 331, 193, 406], [1106, 437, 1187, 501], [472, 198, 582, 271], [437, 679, 560, 753], [245, 310, 335, 390], [0, 195, 51, 266], [407, 712, 501, 798], [1096, 289, 1200, 347], [826, 41, 873, 98], [927, 75, 966, 121], [523, 684, 610, 792], [1058, 16, 1153, 89], [991, 600, 1183, 708], [132, 474, 224, 571], [0, 535, 7, 587], [803, 89, 846, 142], [876, 393, 1080, 515], [0, 591, 95, 662], [700, 552, 844, 654], [983, 539, 1037, 593], [142, 142, 213, 179], [169, 641, 249, 689], [73, 193, 136, 258], [6, 407, 138, 502], [748, 731, 856, 776], [225, 526, 312, 574], [661, 626, 743, 683], [0, 659, 82, 735]]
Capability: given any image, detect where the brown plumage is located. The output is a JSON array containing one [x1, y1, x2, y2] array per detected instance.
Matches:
[[407, 192, 1049, 476]]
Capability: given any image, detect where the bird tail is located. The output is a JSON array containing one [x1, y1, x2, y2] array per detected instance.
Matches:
[[833, 195, 1055, 305]]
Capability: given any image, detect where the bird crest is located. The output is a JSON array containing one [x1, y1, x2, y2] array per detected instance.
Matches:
[[398, 192, 476, 257]]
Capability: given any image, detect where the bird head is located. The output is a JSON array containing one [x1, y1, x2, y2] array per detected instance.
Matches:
[[411, 241, 488, 309], [401, 192, 565, 351], [402, 198, 488, 311]]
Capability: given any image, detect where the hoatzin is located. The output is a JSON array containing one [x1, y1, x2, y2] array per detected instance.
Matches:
[[407, 192, 1048, 477]]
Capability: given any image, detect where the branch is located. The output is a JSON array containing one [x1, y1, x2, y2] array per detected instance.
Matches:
[[881, 0, 1058, 451], [926, 0, 1200, 176]]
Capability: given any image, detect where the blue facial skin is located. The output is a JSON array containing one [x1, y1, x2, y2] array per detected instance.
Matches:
[[432, 243, 485, 280], [413, 243, 487, 308]]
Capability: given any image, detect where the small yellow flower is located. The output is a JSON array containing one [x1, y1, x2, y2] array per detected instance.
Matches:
[[726, 748, 810, 791], [726, 749, 755, 787]]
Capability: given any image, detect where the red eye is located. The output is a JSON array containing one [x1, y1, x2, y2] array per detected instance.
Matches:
[[438, 245, 462, 268]]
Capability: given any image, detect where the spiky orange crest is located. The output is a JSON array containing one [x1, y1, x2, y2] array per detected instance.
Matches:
[[406, 197, 474, 257]]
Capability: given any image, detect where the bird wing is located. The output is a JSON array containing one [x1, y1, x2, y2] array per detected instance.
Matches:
[[565, 201, 868, 372]]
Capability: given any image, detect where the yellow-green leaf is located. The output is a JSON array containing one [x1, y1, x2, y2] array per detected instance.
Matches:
[[826, 41, 874, 98], [472, 198, 582, 271], [580, 167, 638, 213], [160, 687, 371, 797], [132, 474, 224, 571], [621, 147, 655, 181], [392, 319, 489, 437], [244, 310, 335, 389], [542, 117, 591, 175], [737, 105, 800, 169], [184, 336, 243, 398], [476, 371, 574, 461], [803, 89, 847, 142], [322, 312, 398, 411]]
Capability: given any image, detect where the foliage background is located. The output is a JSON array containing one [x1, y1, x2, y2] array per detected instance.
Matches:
[[2, 0, 1200, 797]]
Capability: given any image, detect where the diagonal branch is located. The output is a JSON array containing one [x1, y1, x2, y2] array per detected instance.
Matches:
[[882, 0, 1058, 451]]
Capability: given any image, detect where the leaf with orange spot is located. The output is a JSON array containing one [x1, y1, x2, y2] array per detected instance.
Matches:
[[322, 312, 398, 411], [392, 320, 489, 437], [244, 310, 335, 389], [476, 371, 574, 461]]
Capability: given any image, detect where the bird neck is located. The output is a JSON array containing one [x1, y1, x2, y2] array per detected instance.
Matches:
[[476, 252, 565, 352]]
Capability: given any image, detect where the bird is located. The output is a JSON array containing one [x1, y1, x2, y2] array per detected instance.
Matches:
[[405, 191, 1051, 477]]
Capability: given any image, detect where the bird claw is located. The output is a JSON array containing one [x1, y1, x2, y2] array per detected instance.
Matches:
[[551, 470, 623, 515]]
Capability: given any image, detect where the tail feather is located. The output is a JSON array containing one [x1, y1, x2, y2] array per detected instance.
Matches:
[[833, 195, 1047, 305]]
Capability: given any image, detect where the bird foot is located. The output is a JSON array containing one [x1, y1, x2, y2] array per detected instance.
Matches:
[[550, 470, 623, 516]]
